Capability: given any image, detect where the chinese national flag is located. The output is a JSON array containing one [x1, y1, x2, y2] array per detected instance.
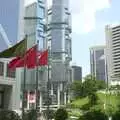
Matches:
[[38, 50, 48, 66], [8, 57, 21, 69], [8, 46, 48, 69], [8, 45, 37, 69], [26, 45, 37, 68]]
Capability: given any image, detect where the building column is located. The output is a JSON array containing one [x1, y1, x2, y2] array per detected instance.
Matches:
[[27, 91, 30, 110], [67, 92, 70, 103], [51, 83, 53, 96], [64, 92, 67, 105], [39, 92, 42, 112], [57, 84, 60, 107], [4, 62, 7, 78]]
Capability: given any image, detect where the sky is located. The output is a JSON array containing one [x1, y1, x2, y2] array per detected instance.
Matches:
[[25, 0, 120, 77], [70, 0, 120, 77]]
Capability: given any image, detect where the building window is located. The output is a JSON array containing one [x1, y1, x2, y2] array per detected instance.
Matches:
[[0, 62, 4, 76], [37, 6, 45, 19], [52, 53, 61, 60], [6, 64, 16, 78]]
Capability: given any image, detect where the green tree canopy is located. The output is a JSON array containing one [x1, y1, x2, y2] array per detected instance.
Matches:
[[54, 108, 68, 120], [0, 110, 21, 120], [71, 74, 106, 98], [78, 110, 107, 120]]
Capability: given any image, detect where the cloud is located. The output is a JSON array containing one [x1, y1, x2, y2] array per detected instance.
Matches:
[[24, 0, 111, 34], [70, 0, 111, 34]]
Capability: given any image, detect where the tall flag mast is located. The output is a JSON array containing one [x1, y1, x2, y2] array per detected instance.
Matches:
[[22, 35, 27, 120]]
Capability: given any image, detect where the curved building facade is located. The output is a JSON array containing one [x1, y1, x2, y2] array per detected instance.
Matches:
[[106, 25, 120, 85]]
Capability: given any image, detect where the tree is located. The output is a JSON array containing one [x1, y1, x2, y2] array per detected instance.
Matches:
[[88, 92, 98, 106], [70, 74, 106, 98], [24, 109, 36, 120], [112, 104, 120, 120], [113, 111, 120, 120], [82, 75, 98, 96], [42, 110, 55, 120], [71, 81, 83, 98], [78, 110, 107, 120], [0, 110, 21, 120], [54, 108, 68, 120], [96, 80, 106, 90]]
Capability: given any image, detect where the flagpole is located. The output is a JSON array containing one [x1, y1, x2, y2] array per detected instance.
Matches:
[[35, 40, 39, 120], [22, 35, 27, 120], [47, 46, 50, 120]]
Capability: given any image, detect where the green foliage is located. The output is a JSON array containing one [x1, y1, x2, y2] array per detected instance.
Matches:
[[71, 74, 106, 98], [0, 110, 21, 120], [105, 104, 115, 116], [82, 79, 98, 96], [42, 110, 55, 119], [80, 103, 91, 111], [113, 111, 120, 120], [70, 97, 89, 109], [70, 93, 120, 113], [78, 110, 107, 120], [88, 92, 99, 106], [71, 81, 83, 98], [112, 104, 120, 120], [96, 80, 106, 90], [24, 109, 36, 120], [54, 108, 68, 120]]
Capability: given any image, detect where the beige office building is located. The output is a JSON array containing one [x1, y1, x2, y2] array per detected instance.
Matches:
[[106, 25, 120, 86]]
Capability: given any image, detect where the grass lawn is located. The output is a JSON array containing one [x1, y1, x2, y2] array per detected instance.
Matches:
[[70, 93, 120, 111], [98, 93, 120, 111], [71, 97, 89, 108]]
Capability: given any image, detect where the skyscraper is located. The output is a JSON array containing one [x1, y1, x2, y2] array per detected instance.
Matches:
[[71, 66, 82, 81], [90, 46, 106, 81], [47, 0, 72, 106], [23, 0, 72, 109], [106, 25, 120, 86], [22, 0, 46, 110]]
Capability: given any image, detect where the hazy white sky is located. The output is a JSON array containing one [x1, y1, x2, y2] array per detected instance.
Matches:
[[25, 0, 112, 76]]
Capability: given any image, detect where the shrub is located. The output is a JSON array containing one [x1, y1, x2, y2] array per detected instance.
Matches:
[[0, 110, 21, 120], [54, 108, 68, 120], [78, 110, 107, 120], [24, 109, 36, 120], [42, 110, 55, 119]]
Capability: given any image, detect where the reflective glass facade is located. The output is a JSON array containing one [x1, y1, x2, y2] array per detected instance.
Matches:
[[90, 46, 106, 81]]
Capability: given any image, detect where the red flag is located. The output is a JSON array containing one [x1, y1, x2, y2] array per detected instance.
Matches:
[[8, 57, 21, 69], [8, 46, 48, 69], [38, 50, 48, 66], [26, 45, 37, 68], [8, 45, 37, 69]]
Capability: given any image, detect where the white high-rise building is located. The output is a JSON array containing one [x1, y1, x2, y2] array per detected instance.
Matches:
[[106, 25, 120, 86]]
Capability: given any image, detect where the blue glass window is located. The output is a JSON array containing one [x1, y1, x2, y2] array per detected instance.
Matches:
[[37, 6, 45, 19]]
